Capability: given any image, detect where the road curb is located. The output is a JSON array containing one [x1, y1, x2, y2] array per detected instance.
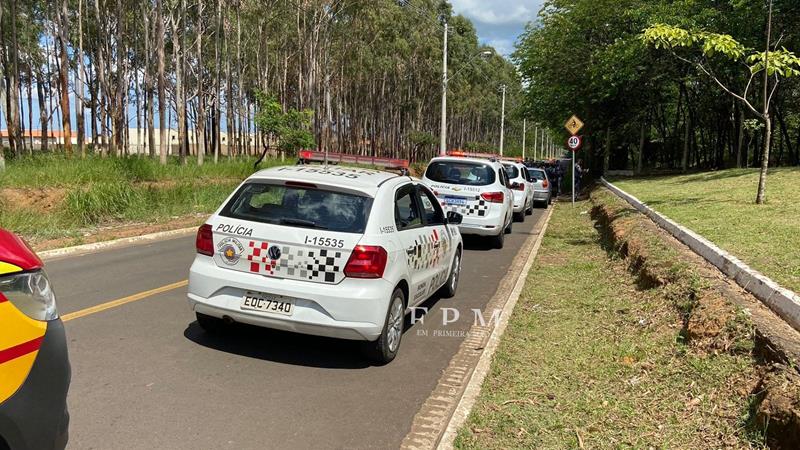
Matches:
[[401, 206, 555, 450], [38, 227, 198, 261], [600, 177, 800, 332]]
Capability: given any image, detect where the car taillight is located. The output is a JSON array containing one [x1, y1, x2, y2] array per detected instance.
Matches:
[[542, 180, 549, 188], [481, 192, 505, 203], [196, 224, 214, 256], [344, 246, 388, 279], [0, 270, 58, 321]]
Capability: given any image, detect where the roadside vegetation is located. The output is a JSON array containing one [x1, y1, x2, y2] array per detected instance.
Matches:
[[455, 199, 763, 448], [612, 167, 800, 293], [0, 155, 281, 246], [514, 0, 800, 203]]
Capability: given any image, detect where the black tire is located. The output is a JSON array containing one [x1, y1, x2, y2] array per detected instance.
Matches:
[[196, 312, 224, 333], [363, 288, 406, 364], [439, 250, 462, 298], [525, 200, 533, 215], [492, 229, 505, 249], [505, 217, 513, 234]]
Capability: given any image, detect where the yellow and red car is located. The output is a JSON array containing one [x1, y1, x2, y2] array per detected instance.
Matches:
[[0, 229, 70, 450]]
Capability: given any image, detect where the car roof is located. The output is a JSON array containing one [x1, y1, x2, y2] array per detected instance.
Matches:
[[248, 165, 408, 196], [429, 156, 502, 167]]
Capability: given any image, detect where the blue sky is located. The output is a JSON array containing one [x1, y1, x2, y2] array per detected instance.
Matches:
[[451, 0, 544, 56]]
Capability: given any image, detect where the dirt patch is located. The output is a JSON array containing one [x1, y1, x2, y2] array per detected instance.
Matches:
[[753, 365, 800, 449], [1, 187, 66, 213], [28, 213, 207, 251], [590, 185, 800, 447]]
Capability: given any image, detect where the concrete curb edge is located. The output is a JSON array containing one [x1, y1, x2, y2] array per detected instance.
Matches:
[[38, 227, 198, 261], [600, 177, 800, 332]]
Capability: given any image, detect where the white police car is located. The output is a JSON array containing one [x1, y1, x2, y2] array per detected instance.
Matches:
[[188, 165, 464, 363], [502, 161, 534, 222], [421, 156, 514, 249]]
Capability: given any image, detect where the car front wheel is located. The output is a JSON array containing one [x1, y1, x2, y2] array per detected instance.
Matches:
[[364, 288, 406, 364]]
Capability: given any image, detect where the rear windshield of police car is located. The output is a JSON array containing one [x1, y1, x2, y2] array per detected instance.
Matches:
[[503, 164, 520, 179], [425, 161, 496, 186], [220, 182, 373, 233]]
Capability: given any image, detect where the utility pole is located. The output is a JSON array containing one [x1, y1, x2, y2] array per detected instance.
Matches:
[[522, 119, 526, 160], [439, 22, 448, 156], [499, 84, 506, 156]]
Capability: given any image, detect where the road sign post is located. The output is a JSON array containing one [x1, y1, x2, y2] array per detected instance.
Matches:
[[565, 121, 583, 206]]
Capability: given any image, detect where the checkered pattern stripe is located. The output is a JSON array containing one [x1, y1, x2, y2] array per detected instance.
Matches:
[[443, 195, 489, 217], [245, 240, 348, 284], [406, 229, 450, 271]]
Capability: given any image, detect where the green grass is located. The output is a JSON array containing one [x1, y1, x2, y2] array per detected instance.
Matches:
[[0, 154, 268, 187], [611, 168, 800, 293], [0, 154, 288, 243], [454, 202, 759, 449]]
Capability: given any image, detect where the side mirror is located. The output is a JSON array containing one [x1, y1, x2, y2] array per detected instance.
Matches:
[[446, 211, 463, 225]]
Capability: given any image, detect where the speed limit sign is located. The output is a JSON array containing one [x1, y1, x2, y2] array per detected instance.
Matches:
[[567, 135, 582, 152]]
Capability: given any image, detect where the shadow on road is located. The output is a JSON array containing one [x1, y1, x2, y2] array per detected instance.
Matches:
[[182, 301, 438, 369], [184, 321, 375, 369]]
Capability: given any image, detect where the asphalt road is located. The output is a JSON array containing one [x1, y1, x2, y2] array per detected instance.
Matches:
[[48, 209, 546, 449]]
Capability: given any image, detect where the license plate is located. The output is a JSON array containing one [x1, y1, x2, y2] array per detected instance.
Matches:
[[444, 196, 468, 206], [240, 292, 294, 316]]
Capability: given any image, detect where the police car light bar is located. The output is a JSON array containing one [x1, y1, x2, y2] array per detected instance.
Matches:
[[298, 150, 409, 170], [446, 150, 501, 159]]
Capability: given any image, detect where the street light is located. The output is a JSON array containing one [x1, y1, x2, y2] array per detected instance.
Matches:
[[439, 41, 494, 155]]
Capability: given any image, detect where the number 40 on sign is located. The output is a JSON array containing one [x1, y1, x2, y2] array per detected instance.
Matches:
[[567, 135, 582, 152]]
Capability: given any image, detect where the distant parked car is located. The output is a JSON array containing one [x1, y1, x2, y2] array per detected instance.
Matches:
[[0, 229, 70, 450], [525, 167, 552, 207], [502, 161, 534, 222], [422, 156, 514, 249]]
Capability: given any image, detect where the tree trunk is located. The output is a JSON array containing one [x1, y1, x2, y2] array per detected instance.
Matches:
[[681, 112, 690, 172], [196, 0, 205, 166], [637, 123, 645, 174], [57, 0, 73, 156], [157, 0, 167, 164], [755, 116, 771, 204], [7, 0, 22, 157]]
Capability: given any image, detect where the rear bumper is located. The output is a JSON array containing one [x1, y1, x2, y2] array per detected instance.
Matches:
[[0, 320, 71, 450], [533, 190, 550, 201], [188, 256, 393, 341], [457, 207, 506, 236]]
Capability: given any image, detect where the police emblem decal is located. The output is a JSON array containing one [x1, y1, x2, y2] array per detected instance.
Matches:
[[217, 237, 244, 265]]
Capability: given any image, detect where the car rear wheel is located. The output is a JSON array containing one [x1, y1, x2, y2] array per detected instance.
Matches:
[[504, 216, 513, 234], [363, 288, 405, 364], [439, 251, 462, 298], [492, 229, 505, 249], [525, 199, 533, 215], [514, 210, 525, 222], [196, 312, 224, 333]]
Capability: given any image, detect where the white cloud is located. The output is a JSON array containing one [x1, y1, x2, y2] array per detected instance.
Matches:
[[486, 38, 514, 56], [450, 0, 542, 26]]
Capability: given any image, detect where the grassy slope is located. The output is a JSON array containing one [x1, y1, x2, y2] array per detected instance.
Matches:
[[0, 155, 284, 242], [612, 168, 800, 293], [455, 202, 758, 449]]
